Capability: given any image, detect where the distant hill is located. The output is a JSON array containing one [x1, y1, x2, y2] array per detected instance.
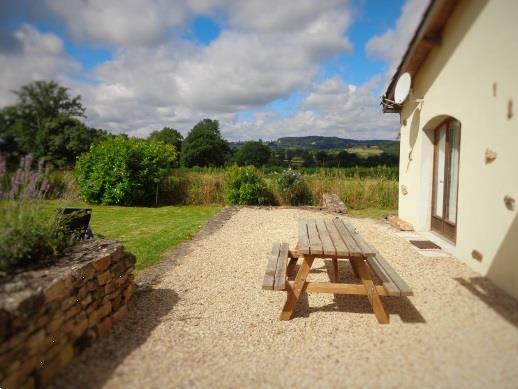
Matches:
[[230, 136, 399, 155]]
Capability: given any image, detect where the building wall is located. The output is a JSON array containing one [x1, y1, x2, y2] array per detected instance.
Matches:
[[398, 0, 518, 298]]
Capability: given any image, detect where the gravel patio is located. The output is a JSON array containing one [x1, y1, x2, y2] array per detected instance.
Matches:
[[51, 207, 518, 388]]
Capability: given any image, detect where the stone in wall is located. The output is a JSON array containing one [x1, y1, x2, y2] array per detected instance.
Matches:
[[0, 240, 136, 388]]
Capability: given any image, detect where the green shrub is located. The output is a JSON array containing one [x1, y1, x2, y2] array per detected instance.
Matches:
[[224, 166, 271, 205], [75, 136, 177, 205], [0, 202, 72, 271], [0, 154, 74, 271], [276, 168, 312, 205]]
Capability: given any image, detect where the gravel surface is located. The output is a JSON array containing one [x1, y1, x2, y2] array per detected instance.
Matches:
[[52, 208, 518, 388]]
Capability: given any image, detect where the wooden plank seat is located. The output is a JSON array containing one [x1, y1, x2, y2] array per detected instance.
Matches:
[[262, 242, 290, 291], [367, 251, 413, 297]]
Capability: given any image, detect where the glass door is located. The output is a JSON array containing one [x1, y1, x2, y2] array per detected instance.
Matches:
[[431, 119, 461, 242]]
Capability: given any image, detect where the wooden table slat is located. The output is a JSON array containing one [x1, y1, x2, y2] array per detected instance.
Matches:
[[298, 220, 311, 254], [341, 219, 376, 257], [323, 218, 349, 256], [316, 219, 336, 256], [332, 218, 362, 256], [306, 219, 323, 255]]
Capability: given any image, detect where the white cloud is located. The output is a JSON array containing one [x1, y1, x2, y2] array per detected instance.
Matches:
[[223, 0, 348, 33], [0, 24, 81, 106], [1, 1, 407, 141], [365, 0, 429, 73], [69, 2, 354, 135], [44, 0, 191, 47], [223, 76, 399, 141]]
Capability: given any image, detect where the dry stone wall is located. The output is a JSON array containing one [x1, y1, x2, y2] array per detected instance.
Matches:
[[0, 240, 137, 388]]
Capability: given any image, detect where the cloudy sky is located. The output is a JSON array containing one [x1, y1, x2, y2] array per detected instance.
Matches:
[[0, 0, 428, 141]]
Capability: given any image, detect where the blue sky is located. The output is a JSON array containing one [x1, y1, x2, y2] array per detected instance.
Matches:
[[0, 0, 428, 140]]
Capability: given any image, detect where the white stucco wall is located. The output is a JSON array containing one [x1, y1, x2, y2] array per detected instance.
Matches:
[[397, 0, 518, 298]]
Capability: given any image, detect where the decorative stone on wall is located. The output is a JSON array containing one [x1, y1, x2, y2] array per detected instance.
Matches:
[[0, 240, 136, 388]]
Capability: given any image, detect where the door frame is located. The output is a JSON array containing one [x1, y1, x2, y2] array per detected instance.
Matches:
[[431, 117, 461, 243]]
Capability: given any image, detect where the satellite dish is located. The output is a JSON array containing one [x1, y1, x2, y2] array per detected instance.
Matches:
[[394, 72, 411, 104]]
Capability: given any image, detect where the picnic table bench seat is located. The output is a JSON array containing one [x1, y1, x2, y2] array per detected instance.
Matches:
[[262, 242, 289, 291], [263, 217, 414, 324], [367, 251, 413, 297]]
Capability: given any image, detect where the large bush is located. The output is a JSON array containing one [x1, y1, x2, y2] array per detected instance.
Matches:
[[276, 168, 312, 205], [224, 166, 271, 205], [0, 154, 73, 271], [75, 136, 177, 205]]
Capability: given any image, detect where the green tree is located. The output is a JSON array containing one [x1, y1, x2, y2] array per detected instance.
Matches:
[[234, 141, 271, 167], [315, 150, 331, 167], [148, 127, 183, 151], [181, 119, 230, 167], [0, 80, 105, 167], [301, 150, 315, 167], [334, 150, 359, 167]]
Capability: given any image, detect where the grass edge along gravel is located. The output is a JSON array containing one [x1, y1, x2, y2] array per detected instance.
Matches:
[[41, 201, 221, 270]]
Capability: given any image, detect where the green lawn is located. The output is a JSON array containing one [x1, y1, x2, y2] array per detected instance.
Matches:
[[35, 200, 387, 269], [42, 201, 221, 270], [347, 208, 396, 219]]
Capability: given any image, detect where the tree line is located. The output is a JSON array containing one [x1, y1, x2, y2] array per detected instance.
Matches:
[[0, 80, 398, 170]]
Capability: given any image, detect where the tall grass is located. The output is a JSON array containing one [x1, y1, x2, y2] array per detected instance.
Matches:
[[304, 170, 398, 209], [48, 167, 398, 210], [159, 170, 224, 205], [160, 168, 398, 209]]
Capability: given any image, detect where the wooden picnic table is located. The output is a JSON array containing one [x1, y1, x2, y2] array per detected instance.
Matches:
[[279, 218, 401, 323]]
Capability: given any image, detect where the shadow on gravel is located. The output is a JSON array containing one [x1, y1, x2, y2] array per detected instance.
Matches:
[[455, 277, 518, 329], [50, 288, 179, 389], [291, 259, 426, 323]]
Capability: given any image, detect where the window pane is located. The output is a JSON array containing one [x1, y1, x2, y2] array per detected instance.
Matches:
[[434, 126, 446, 218], [446, 121, 460, 224]]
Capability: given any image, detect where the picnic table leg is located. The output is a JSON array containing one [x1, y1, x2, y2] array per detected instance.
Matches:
[[286, 257, 298, 278], [350, 257, 389, 324], [280, 255, 314, 320], [349, 258, 360, 279], [332, 258, 339, 282]]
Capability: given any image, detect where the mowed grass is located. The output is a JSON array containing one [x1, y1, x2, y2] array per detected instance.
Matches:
[[347, 208, 396, 219], [42, 201, 221, 270]]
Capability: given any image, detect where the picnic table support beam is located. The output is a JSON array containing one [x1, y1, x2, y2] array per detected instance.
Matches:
[[351, 257, 389, 324], [280, 255, 314, 320], [287, 281, 388, 296]]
